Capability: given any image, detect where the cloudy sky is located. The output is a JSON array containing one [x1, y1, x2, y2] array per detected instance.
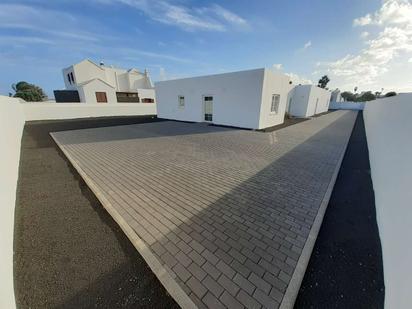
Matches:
[[0, 0, 411, 97]]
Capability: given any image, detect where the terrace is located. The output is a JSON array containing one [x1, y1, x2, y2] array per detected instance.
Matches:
[[11, 107, 386, 308]]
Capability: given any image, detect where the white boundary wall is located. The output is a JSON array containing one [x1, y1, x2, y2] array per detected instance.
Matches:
[[363, 93, 412, 309], [22, 102, 156, 121], [0, 97, 24, 309], [329, 101, 365, 110], [0, 96, 157, 308]]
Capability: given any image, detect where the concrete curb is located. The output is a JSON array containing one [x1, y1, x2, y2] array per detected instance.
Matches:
[[50, 132, 197, 309], [279, 110, 358, 309]]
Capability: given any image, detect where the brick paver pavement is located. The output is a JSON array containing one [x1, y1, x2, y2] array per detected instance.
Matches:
[[51, 110, 357, 309]]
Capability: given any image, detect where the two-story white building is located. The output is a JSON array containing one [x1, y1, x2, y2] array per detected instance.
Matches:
[[54, 59, 156, 104]]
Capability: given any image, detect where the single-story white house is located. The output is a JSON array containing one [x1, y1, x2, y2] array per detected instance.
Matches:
[[330, 89, 343, 102], [155, 68, 291, 130], [288, 85, 331, 117], [54, 59, 156, 104]]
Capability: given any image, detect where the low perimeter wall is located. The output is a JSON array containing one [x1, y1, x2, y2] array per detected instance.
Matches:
[[22, 102, 156, 121], [363, 93, 412, 309], [0, 96, 157, 308], [0, 97, 24, 309], [329, 101, 365, 110]]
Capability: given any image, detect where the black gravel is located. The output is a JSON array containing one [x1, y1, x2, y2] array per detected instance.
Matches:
[[14, 116, 179, 309], [294, 112, 385, 308]]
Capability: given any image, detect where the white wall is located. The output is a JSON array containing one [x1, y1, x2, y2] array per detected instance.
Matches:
[[0, 95, 158, 308], [259, 69, 290, 129], [0, 96, 25, 309], [310, 86, 331, 114], [22, 102, 157, 121], [288, 85, 311, 117], [289, 85, 330, 117], [137, 88, 156, 101], [330, 101, 365, 110], [156, 69, 265, 129], [71, 60, 106, 86], [363, 93, 412, 309], [79, 79, 117, 104]]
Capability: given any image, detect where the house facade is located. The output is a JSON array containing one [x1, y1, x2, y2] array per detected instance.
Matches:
[[288, 85, 331, 117], [330, 89, 343, 102], [155, 68, 291, 130], [54, 59, 156, 104]]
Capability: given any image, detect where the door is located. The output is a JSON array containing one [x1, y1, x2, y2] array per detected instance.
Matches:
[[96, 92, 108, 103], [203, 96, 213, 122]]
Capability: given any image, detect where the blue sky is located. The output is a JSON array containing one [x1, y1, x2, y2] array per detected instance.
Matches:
[[0, 0, 411, 97]]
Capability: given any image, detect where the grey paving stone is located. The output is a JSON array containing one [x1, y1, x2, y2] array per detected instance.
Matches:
[[237, 290, 262, 309], [233, 273, 256, 295], [52, 111, 357, 309], [187, 276, 207, 299], [249, 273, 271, 294], [217, 274, 240, 296], [254, 288, 280, 309], [220, 291, 245, 309], [202, 275, 224, 298], [202, 292, 225, 309]]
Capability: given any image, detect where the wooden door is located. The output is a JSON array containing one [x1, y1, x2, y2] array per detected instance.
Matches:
[[96, 92, 108, 103]]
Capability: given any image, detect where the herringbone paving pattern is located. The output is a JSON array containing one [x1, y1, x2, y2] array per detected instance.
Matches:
[[52, 110, 357, 308]]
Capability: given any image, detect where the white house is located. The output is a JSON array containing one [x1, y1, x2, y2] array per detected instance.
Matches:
[[330, 89, 343, 102], [288, 85, 331, 117], [54, 59, 156, 104], [155, 68, 291, 130]]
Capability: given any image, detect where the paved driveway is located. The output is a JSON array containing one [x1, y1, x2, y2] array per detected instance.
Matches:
[[51, 111, 357, 309]]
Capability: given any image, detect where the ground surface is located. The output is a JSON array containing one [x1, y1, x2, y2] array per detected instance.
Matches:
[[14, 116, 179, 309], [51, 111, 357, 308], [294, 112, 385, 308]]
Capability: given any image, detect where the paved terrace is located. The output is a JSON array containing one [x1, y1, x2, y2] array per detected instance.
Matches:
[[51, 110, 357, 309]]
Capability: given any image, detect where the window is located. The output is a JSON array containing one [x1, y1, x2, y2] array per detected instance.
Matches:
[[141, 98, 155, 103], [204, 96, 213, 121], [67, 73, 71, 84], [178, 95, 185, 108], [70, 72, 75, 84], [271, 94, 280, 114], [116, 92, 140, 103], [95, 92, 108, 103]]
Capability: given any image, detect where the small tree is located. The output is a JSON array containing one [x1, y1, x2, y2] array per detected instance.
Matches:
[[357, 91, 376, 102], [341, 91, 356, 102], [385, 91, 397, 97], [318, 75, 330, 89], [12, 81, 47, 102]]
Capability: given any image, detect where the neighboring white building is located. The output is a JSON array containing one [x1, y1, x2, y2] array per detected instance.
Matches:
[[330, 89, 343, 102], [288, 85, 331, 117], [54, 59, 156, 104], [155, 68, 291, 130]]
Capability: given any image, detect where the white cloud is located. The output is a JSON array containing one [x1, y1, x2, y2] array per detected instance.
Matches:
[[353, 14, 373, 26], [360, 31, 370, 39], [320, 0, 412, 91], [0, 4, 101, 42], [303, 40, 312, 49], [99, 0, 248, 32], [272, 63, 283, 70], [285, 73, 313, 85], [159, 67, 167, 81]]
